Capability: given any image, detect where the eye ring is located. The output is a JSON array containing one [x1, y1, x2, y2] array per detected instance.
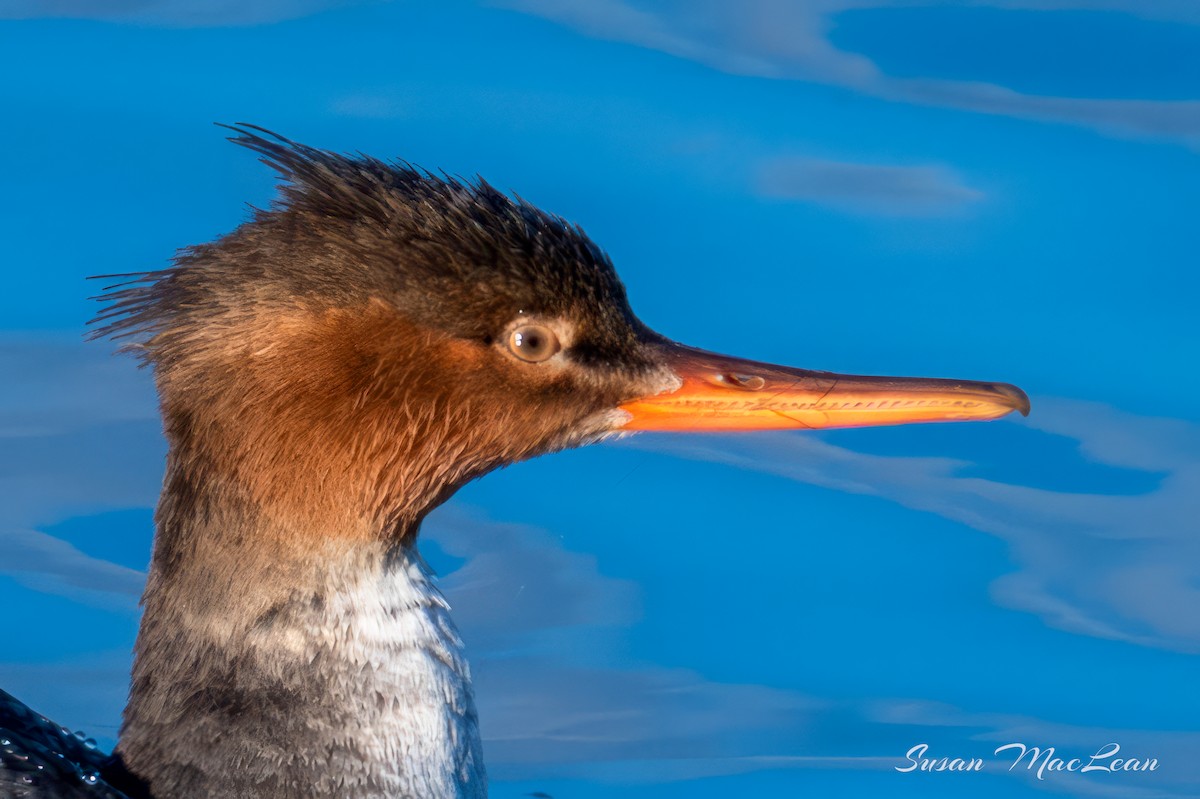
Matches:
[[506, 323, 561, 363]]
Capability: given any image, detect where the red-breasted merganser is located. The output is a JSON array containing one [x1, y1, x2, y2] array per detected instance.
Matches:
[[0, 126, 1029, 799]]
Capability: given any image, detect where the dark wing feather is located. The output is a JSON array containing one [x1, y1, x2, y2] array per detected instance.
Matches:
[[0, 689, 147, 799]]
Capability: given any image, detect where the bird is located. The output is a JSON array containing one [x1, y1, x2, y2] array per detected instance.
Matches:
[[0, 125, 1029, 799]]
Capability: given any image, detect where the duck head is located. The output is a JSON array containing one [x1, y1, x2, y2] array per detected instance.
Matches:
[[95, 125, 1028, 542]]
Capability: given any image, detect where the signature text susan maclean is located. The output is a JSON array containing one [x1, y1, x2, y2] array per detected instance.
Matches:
[[896, 742, 1159, 780]]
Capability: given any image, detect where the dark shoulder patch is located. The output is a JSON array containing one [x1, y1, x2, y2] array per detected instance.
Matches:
[[0, 689, 147, 798]]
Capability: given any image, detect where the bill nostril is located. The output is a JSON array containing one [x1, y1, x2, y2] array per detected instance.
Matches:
[[724, 373, 765, 390]]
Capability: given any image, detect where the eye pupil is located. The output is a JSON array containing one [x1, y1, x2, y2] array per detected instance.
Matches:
[[507, 324, 560, 363]]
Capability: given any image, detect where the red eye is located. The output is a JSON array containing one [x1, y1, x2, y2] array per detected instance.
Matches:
[[506, 324, 560, 363]]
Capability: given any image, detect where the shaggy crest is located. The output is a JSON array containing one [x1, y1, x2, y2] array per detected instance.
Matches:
[[91, 123, 649, 371]]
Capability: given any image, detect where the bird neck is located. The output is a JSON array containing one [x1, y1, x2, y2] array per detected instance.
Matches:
[[118, 477, 487, 798]]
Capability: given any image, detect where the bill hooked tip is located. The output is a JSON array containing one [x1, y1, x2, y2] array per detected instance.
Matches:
[[989, 382, 1031, 417]]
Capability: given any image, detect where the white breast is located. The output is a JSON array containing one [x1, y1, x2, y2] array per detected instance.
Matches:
[[245, 546, 488, 798]]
